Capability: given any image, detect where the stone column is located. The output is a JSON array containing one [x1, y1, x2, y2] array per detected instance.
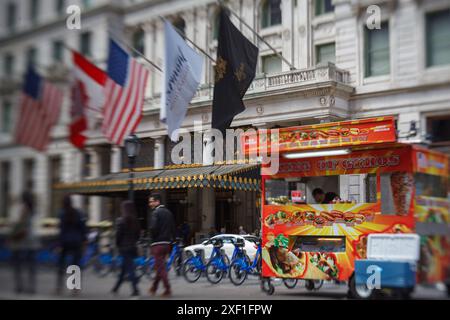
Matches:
[[334, 0, 358, 86], [10, 157, 24, 220], [111, 146, 122, 173], [297, 0, 311, 69], [282, 0, 295, 71], [87, 148, 101, 223], [61, 149, 83, 208], [196, 6, 208, 85], [153, 19, 164, 95], [201, 187, 215, 233], [153, 136, 165, 169], [202, 133, 215, 166], [143, 22, 156, 97], [34, 154, 49, 219]]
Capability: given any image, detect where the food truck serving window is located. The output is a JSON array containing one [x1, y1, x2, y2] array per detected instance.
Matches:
[[264, 174, 377, 205], [291, 236, 346, 253]]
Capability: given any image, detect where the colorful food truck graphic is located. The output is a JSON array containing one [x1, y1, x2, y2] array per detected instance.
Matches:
[[246, 117, 450, 297]]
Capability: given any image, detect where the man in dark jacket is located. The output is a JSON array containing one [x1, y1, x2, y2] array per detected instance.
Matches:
[[148, 193, 175, 297]]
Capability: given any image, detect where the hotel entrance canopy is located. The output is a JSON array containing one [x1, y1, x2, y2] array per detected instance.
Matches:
[[54, 163, 261, 196]]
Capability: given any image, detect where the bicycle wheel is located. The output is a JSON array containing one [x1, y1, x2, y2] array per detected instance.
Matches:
[[182, 259, 202, 283], [206, 260, 225, 284], [93, 254, 113, 277], [173, 254, 183, 276], [229, 260, 247, 286], [283, 278, 298, 289]]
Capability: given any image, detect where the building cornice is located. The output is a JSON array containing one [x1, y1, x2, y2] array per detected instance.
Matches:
[[0, 4, 124, 47]]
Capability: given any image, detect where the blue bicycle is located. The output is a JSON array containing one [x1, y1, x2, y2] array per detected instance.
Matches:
[[182, 238, 229, 284], [229, 240, 262, 286], [204, 238, 231, 284], [182, 248, 209, 283], [145, 238, 184, 279]]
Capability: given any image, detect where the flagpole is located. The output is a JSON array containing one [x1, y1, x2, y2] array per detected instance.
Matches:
[[159, 16, 217, 64], [218, 1, 296, 71], [107, 30, 163, 73]]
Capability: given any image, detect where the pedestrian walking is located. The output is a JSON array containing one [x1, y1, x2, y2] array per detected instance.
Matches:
[[148, 193, 175, 297], [56, 195, 87, 294], [111, 200, 141, 297], [9, 191, 40, 294], [238, 226, 247, 235]]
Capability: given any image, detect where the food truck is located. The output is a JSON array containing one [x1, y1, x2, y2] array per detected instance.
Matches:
[[245, 116, 450, 298]]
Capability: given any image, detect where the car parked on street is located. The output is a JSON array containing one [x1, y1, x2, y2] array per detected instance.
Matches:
[[183, 234, 258, 262]]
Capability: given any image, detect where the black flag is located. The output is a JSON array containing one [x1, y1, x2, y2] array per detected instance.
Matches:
[[211, 8, 259, 134]]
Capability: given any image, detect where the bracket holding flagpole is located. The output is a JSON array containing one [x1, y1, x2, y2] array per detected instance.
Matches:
[[158, 16, 217, 64], [217, 0, 296, 71]]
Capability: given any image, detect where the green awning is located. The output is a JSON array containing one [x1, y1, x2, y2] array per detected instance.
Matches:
[[54, 163, 261, 195]]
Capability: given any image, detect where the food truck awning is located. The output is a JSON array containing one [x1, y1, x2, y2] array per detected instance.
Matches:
[[54, 163, 261, 195]]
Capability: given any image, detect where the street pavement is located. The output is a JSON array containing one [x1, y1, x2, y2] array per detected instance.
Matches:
[[0, 265, 448, 300]]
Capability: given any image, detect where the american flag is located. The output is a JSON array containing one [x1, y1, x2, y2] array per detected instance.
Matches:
[[15, 67, 63, 152], [102, 39, 149, 146]]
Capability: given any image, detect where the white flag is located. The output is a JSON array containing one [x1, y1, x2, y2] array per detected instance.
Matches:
[[160, 20, 203, 142]]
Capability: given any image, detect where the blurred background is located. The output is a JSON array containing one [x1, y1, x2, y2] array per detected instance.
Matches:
[[0, 0, 449, 299]]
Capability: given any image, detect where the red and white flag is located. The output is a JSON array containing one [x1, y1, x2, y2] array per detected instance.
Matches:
[[15, 67, 63, 152], [102, 39, 149, 146], [70, 51, 107, 148]]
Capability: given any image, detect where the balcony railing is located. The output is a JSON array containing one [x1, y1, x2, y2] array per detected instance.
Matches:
[[146, 62, 350, 108]]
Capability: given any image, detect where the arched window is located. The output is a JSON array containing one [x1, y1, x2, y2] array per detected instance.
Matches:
[[261, 0, 282, 29], [172, 16, 186, 38], [132, 29, 145, 56]]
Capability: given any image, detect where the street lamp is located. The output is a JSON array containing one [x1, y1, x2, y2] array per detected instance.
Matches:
[[125, 134, 141, 202]]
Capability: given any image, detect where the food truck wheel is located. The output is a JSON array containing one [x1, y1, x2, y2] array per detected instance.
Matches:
[[283, 278, 298, 289], [305, 280, 323, 291], [261, 279, 275, 295], [392, 288, 413, 300], [348, 276, 375, 299]]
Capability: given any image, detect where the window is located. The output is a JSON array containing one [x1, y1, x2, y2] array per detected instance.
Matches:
[[26, 47, 38, 67], [173, 17, 186, 38], [82, 152, 91, 177], [262, 54, 282, 74], [415, 173, 447, 198], [55, 0, 65, 16], [261, 0, 282, 29], [23, 159, 35, 191], [316, 43, 335, 64], [30, 0, 39, 24], [0, 162, 10, 218], [426, 10, 450, 67], [212, 11, 220, 40], [6, 3, 17, 32], [132, 29, 145, 57], [365, 22, 390, 77], [3, 54, 14, 77], [52, 40, 64, 62], [80, 32, 92, 57], [264, 174, 377, 206], [1, 101, 12, 133], [315, 0, 334, 16], [121, 138, 154, 168], [49, 156, 62, 217], [427, 116, 450, 143], [292, 236, 346, 253]]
